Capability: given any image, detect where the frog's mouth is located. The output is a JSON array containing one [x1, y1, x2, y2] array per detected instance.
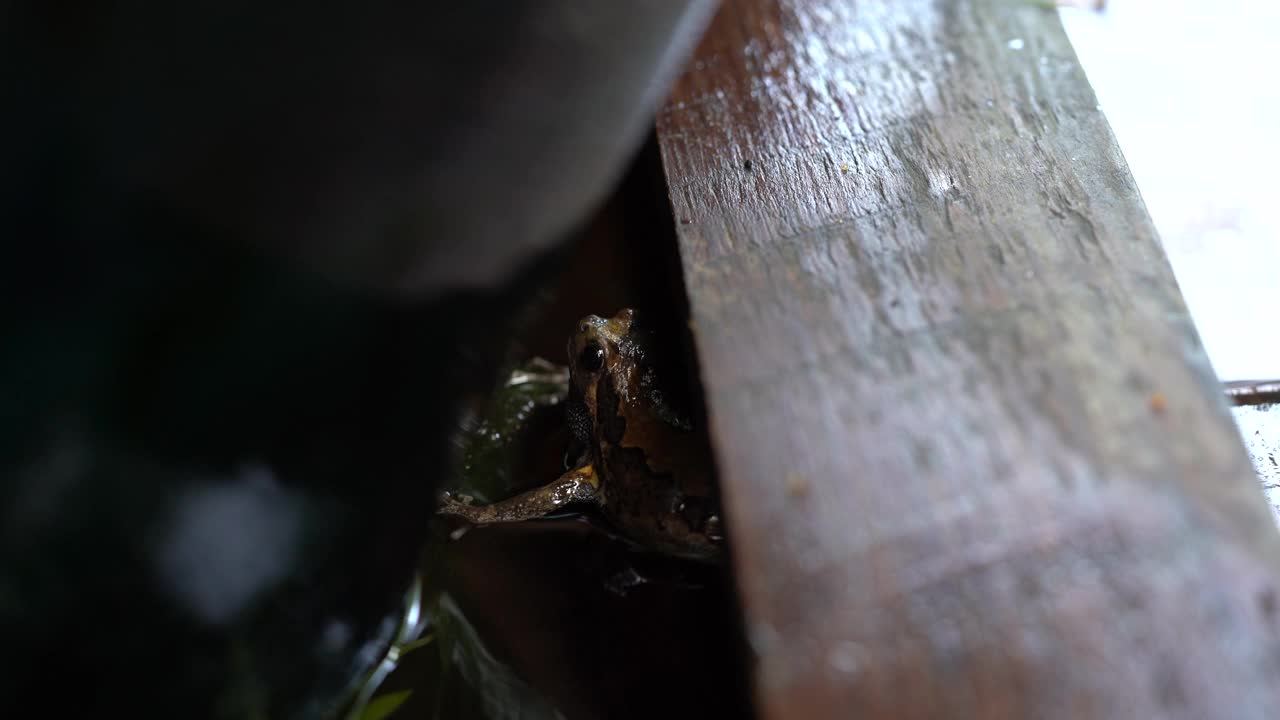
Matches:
[[564, 389, 593, 468]]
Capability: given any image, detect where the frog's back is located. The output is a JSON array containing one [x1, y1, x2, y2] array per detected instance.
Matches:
[[594, 368, 722, 560]]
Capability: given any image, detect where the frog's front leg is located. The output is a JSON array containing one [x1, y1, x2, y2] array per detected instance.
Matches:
[[437, 465, 600, 525]]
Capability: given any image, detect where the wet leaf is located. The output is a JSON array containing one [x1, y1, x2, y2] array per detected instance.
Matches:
[[357, 690, 412, 720], [448, 358, 569, 503], [339, 359, 572, 720]]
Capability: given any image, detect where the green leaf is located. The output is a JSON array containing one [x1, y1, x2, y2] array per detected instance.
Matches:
[[397, 631, 436, 657], [358, 690, 413, 720]]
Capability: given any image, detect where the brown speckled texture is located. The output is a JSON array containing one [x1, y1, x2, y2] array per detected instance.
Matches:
[[574, 309, 723, 561]]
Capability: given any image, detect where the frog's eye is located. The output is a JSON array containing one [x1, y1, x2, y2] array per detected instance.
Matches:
[[578, 342, 605, 373]]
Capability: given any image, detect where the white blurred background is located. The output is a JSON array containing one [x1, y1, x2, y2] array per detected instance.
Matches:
[[1060, 0, 1279, 383]]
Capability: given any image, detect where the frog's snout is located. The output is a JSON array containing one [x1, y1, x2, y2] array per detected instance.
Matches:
[[604, 308, 636, 337]]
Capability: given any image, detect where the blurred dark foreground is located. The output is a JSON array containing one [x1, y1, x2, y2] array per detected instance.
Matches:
[[0, 2, 737, 717]]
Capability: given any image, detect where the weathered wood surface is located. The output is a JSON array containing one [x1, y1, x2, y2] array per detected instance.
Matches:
[[656, 1, 1280, 717]]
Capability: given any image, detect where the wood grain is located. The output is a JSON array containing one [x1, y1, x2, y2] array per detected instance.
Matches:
[[656, 1, 1280, 717]]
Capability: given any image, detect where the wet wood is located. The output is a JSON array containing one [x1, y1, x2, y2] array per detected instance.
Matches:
[[655, 1, 1280, 717], [1227, 380, 1280, 408]]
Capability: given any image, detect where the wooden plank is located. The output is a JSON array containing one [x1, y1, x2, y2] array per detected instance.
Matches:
[[656, 1, 1280, 717], [1228, 380, 1280, 407]]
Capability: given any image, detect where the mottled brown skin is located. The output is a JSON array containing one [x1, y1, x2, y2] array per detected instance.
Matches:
[[438, 309, 723, 561]]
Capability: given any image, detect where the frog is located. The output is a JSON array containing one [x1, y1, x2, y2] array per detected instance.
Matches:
[[437, 308, 724, 561]]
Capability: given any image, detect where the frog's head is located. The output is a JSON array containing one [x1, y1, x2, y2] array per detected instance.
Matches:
[[564, 309, 648, 449], [568, 308, 642, 399]]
